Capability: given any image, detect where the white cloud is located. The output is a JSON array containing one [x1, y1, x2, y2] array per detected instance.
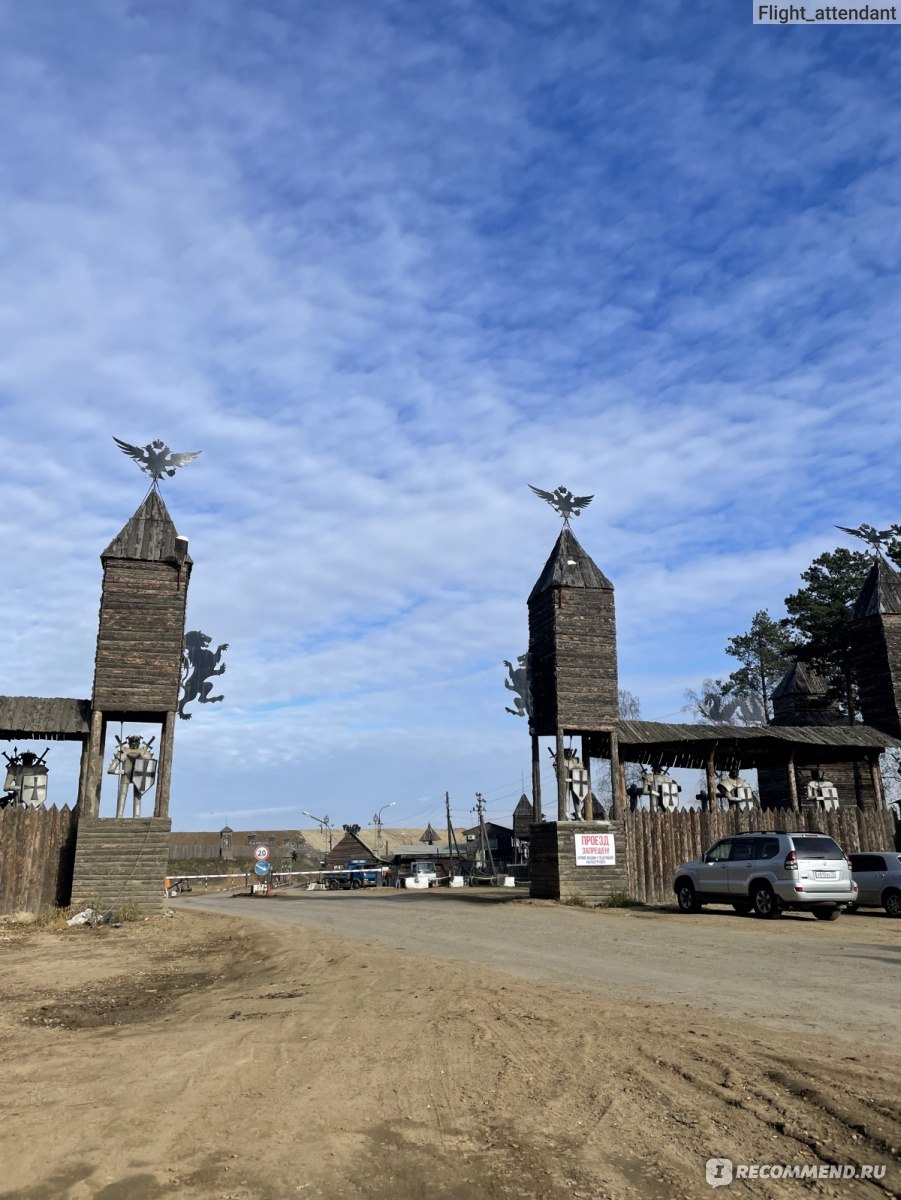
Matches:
[[1, 2, 899, 828]]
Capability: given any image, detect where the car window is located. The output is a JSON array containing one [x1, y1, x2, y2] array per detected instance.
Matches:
[[851, 854, 884, 872], [729, 840, 755, 862], [792, 836, 844, 860], [756, 837, 780, 861], [705, 840, 732, 863]]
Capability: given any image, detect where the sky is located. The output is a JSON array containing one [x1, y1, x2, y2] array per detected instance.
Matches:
[[1, 0, 899, 832]]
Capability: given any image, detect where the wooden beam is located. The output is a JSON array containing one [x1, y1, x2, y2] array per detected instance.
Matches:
[[609, 729, 620, 819], [154, 710, 176, 819], [531, 728, 542, 823], [787, 749, 799, 813], [582, 735, 593, 820], [556, 728, 567, 821], [80, 710, 107, 818], [869, 753, 885, 810], [705, 747, 717, 815]]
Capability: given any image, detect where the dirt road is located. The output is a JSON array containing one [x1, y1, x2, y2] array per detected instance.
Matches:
[[186, 889, 901, 1046], [0, 894, 898, 1200]]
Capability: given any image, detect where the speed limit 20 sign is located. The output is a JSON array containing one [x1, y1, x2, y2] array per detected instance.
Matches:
[[253, 845, 270, 861]]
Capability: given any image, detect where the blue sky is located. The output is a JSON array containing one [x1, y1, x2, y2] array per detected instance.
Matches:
[[1, 1, 899, 831]]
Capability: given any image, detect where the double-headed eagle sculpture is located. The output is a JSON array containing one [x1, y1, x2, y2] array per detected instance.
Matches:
[[113, 437, 201, 482], [835, 523, 900, 557], [529, 484, 594, 525]]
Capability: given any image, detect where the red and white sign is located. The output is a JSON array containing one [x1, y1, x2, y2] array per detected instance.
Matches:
[[253, 845, 270, 861], [574, 832, 615, 866]]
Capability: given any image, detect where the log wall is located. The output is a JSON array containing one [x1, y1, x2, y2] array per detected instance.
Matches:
[[528, 588, 618, 735], [623, 807, 899, 906], [530, 820, 628, 901], [92, 560, 188, 713], [0, 805, 77, 915], [0, 806, 77, 916], [70, 816, 172, 913], [852, 613, 901, 737]]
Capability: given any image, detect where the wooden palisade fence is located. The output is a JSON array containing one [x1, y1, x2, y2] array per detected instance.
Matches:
[[624, 807, 899, 906], [0, 805, 77, 915]]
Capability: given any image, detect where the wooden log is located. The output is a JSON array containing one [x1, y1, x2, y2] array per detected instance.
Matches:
[[787, 750, 799, 813], [582, 736, 592, 820], [705, 748, 717, 821], [556, 728, 567, 822], [531, 729, 542, 823], [155, 710, 176, 819], [609, 729, 621, 820]]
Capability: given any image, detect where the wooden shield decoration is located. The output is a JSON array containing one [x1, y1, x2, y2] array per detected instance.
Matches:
[[569, 766, 589, 804], [130, 756, 158, 796]]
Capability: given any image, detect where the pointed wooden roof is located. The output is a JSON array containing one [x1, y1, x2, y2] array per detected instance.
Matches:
[[529, 528, 613, 600], [419, 823, 440, 844], [772, 661, 829, 699], [852, 557, 901, 619], [101, 490, 192, 564]]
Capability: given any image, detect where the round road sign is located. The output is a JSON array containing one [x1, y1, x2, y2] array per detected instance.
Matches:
[[254, 845, 270, 861], [254, 860, 271, 875]]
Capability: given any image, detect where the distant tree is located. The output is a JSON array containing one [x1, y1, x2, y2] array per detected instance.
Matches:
[[722, 609, 795, 722], [783, 548, 875, 720]]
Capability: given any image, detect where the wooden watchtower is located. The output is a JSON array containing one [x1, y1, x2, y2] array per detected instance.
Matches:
[[849, 556, 901, 738], [77, 490, 192, 819], [527, 527, 618, 819], [758, 662, 878, 809]]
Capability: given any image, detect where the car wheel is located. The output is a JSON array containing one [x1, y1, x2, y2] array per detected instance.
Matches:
[[883, 888, 901, 918], [326, 878, 339, 891], [751, 883, 781, 919], [351, 878, 362, 889], [731, 901, 753, 916], [812, 907, 841, 921], [675, 880, 702, 913]]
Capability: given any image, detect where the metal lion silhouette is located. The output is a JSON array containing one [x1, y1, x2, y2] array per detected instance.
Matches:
[[178, 630, 229, 720]]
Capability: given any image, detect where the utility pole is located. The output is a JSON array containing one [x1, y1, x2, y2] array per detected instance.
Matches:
[[445, 791, 455, 880], [473, 792, 497, 878]]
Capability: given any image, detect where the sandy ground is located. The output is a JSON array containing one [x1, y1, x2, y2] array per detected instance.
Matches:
[[0, 895, 898, 1200]]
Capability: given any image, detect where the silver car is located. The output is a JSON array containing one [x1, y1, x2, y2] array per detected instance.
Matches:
[[848, 851, 901, 917], [673, 831, 857, 920]]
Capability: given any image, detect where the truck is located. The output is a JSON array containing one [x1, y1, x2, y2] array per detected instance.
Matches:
[[325, 859, 381, 889]]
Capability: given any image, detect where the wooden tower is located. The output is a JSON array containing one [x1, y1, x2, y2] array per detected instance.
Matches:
[[849, 556, 901, 738], [758, 662, 877, 809], [527, 527, 618, 819], [78, 490, 192, 818]]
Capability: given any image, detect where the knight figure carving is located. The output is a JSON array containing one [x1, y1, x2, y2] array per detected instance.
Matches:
[[106, 735, 157, 818]]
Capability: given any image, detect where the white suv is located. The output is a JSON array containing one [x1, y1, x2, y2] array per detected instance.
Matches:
[[672, 831, 857, 920]]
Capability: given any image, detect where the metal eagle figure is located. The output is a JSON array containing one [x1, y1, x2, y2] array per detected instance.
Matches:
[[113, 437, 202, 482], [835, 523, 900, 557], [529, 484, 594, 525]]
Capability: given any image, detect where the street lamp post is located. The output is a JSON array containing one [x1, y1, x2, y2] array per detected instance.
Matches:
[[372, 801, 396, 863], [302, 810, 332, 853]]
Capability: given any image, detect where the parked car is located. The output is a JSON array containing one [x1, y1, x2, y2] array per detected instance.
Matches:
[[848, 851, 901, 917], [672, 831, 858, 920]]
